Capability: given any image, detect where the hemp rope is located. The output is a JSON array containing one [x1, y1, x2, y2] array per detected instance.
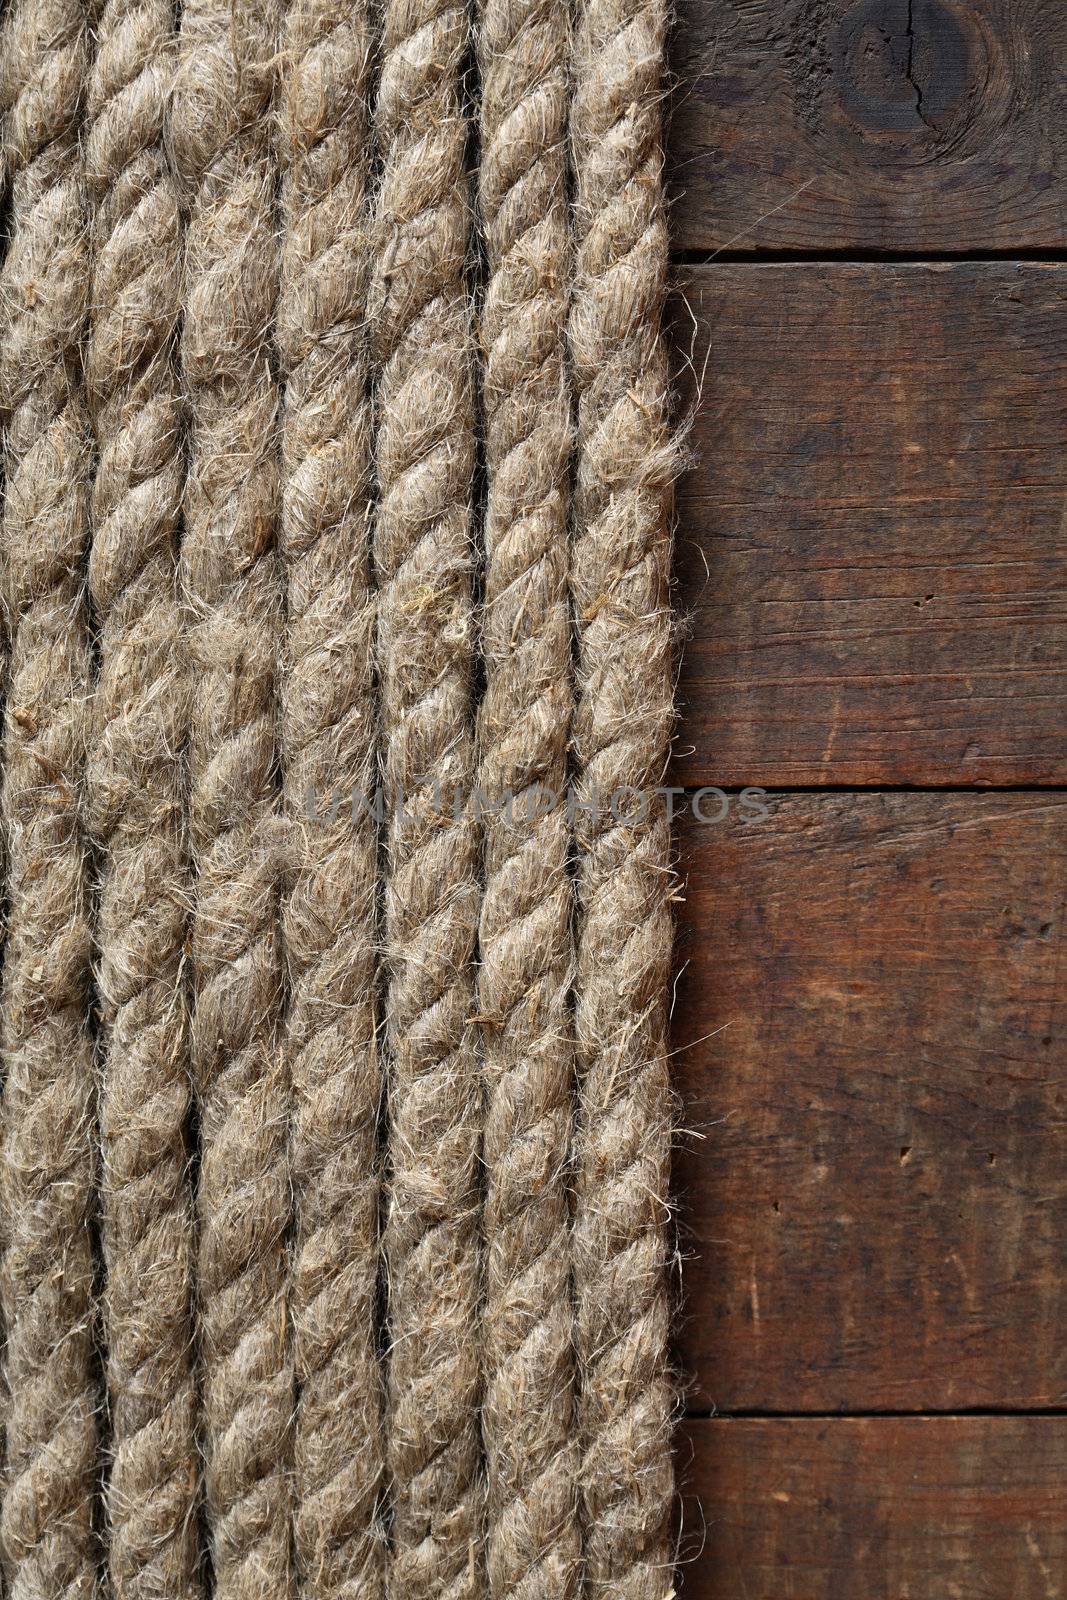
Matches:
[[84, 0, 201, 1591], [0, 0, 100, 1591], [276, 0, 387, 1590], [369, 0, 484, 1592], [475, 0, 581, 1594], [171, 0, 293, 1592], [569, 0, 676, 1592], [0, 1, 679, 1587], [0, 0, 101, 1593]]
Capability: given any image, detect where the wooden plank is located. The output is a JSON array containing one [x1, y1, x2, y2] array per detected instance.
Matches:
[[672, 793, 1067, 1412], [672, 262, 1067, 787], [670, 0, 1067, 254], [677, 1417, 1067, 1599]]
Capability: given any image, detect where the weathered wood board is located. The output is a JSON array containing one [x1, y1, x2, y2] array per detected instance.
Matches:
[[665, 2, 1066, 1590], [677, 1417, 1067, 1599], [672, 261, 1067, 787], [672, 793, 1066, 1412], [671, 0, 1067, 254]]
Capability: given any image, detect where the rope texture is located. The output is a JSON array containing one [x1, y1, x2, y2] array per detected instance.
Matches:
[[476, 0, 581, 1596], [370, 1, 484, 1595], [171, 0, 293, 1593], [0, 2, 678, 1592], [85, 0, 200, 1590], [276, 0, 387, 1591], [569, 0, 676, 1594], [0, 1, 99, 1593]]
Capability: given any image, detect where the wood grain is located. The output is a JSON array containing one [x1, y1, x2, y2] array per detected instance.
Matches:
[[670, 0, 1067, 255], [666, 7, 1066, 1586], [672, 262, 1067, 787], [677, 1417, 1067, 1599], [672, 792, 1066, 1413]]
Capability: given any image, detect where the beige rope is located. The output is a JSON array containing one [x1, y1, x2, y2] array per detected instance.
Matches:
[[569, 0, 676, 1592], [0, 0, 99, 1591], [0, 5, 681, 1585], [370, 0, 484, 1592], [276, 0, 387, 1590], [85, 0, 200, 1590], [475, 0, 581, 1594], [171, 0, 293, 1592]]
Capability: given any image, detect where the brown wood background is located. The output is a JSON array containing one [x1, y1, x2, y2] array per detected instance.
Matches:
[[668, 4, 1067, 1594]]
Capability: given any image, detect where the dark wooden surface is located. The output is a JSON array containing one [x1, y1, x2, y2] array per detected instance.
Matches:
[[678, 1418, 1067, 1599], [669, 1, 1067, 1592], [671, 0, 1067, 254], [673, 794, 1066, 1413], [672, 261, 1067, 788]]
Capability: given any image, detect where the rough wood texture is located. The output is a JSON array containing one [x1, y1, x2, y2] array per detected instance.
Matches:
[[671, 0, 1067, 254], [677, 1417, 1067, 1599], [673, 262, 1067, 787], [672, 793, 1066, 1413]]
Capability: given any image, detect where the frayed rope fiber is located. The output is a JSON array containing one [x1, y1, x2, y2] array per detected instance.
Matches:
[[0, 0, 678, 1593]]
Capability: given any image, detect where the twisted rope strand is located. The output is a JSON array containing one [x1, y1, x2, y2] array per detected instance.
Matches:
[[569, 0, 676, 1593], [370, 1, 483, 1594], [0, 0, 99, 1592], [171, 0, 293, 1593], [276, 0, 387, 1591], [85, 1, 201, 1591], [0, 58, 11, 1517], [475, 0, 580, 1595]]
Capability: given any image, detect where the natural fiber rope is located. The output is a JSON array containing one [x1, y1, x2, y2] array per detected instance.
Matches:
[[0, 0, 100, 1592], [569, 0, 676, 1592], [369, 0, 483, 1593], [475, 0, 581, 1595], [0, 0, 679, 1588], [171, 0, 293, 1592], [85, 0, 200, 1591], [276, 0, 387, 1591]]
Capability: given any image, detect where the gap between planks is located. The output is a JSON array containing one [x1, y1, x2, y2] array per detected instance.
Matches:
[[670, 249, 1067, 266], [683, 1408, 1067, 1420]]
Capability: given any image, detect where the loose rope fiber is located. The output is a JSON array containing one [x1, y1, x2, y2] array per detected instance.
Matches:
[[0, 0, 679, 1592]]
